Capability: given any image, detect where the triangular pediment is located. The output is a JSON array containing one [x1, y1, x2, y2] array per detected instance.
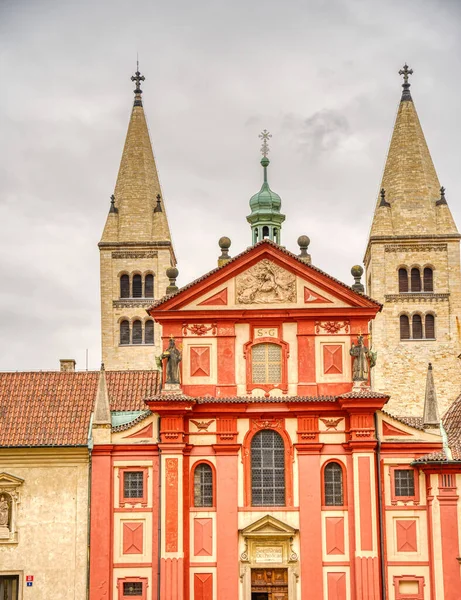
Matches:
[[150, 241, 380, 315], [379, 412, 442, 442], [0, 472, 24, 487], [241, 514, 297, 539]]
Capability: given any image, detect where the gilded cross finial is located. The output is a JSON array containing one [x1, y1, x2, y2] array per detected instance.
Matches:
[[259, 129, 272, 157], [131, 61, 145, 106]]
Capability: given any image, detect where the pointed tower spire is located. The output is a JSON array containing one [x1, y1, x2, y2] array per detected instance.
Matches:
[[92, 364, 112, 444], [423, 363, 440, 427], [247, 130, 285, 245], [368, 64, 458, 238]]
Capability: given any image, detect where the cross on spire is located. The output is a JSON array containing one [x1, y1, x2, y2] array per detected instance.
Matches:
[[131, 62, 145, 106], [259, 129, 272, 157], [399, 63, 413, 101]]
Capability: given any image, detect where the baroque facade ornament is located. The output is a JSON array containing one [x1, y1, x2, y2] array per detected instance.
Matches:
[[320, 417, 343, 430], [236, 260, 296, 304], [182, 323, 217, 336], [315, 321, 350, 334]]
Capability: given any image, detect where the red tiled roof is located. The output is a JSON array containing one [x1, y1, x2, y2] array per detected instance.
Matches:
[[0, 370, 160, 447], [339, 390, 389, 399], [443, 394, 461, 459], [146, 395, 337, 404], [382, 410, 426, 431]]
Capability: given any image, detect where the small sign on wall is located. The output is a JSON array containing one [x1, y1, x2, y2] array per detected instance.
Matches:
[[26, 575, 34, 587]]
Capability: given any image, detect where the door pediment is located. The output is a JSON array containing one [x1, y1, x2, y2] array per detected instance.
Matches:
[[241, 514, 297, 540]]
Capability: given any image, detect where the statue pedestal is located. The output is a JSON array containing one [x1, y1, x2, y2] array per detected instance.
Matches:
[[352, 380, 371, 392], [0, 526, 9, 539], [162, 383, 183, 395]]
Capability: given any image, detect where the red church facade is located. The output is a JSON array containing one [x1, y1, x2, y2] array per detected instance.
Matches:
[[89, 240, 461, 600]]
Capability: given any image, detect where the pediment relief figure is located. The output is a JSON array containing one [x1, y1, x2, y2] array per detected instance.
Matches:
[[236, 259, 296, 304]]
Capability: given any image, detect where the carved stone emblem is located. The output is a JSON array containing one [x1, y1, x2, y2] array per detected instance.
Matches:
[[236, 260, 296, 305], [315, 321, 349, 334], [320, 417, 343, 430]]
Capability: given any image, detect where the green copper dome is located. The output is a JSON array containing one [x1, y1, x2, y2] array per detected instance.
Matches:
[[247, 156, 285, 245]]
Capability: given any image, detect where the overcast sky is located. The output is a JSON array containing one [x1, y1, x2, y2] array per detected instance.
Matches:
[[1, 0, 460, 371]]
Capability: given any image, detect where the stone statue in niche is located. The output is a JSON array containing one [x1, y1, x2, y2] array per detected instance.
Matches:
[[0, 495, 9, 538], [350, 334, 377, 381], [236, 259, 296, 304], [160, 337, 182, 384]]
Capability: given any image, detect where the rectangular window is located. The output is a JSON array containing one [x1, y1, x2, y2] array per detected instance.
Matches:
[[123, 471, 144, 499], [394, 469, 415, 497], [252, 343, 282, 384], [123, 582, 143, 596]]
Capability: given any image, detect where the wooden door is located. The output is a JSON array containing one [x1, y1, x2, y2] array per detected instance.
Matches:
[[251, 569, 288, 600]]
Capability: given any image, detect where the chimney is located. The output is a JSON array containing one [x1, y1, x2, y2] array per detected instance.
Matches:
[[60, 359, 76, 372]]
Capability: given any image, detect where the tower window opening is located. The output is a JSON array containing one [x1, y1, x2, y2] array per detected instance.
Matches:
[[144, 320, 154, 344], [145, 274, 154, 298], [120, 320, 130, 345], [132, 274, 142, 298], [398, 268, 409, 293], [120, 274, 130, 298], [254, 229, 259, 244], [400, 315, 410, 340], [425, 314, 435, 339], [132, 320, 142, 344], [262, 226, 269, 239], [423, 267, 433, 292], [411, 268, 421, 292], [273, 228, 278, 243], [412, 314, 423, 339]]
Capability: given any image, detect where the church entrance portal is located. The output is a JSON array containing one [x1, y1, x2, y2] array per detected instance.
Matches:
[[251, 568, 288, 600]]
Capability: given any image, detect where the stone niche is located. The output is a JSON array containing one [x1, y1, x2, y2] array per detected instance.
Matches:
[[0, 472, 24, 544], [239, 514, 300, 599]]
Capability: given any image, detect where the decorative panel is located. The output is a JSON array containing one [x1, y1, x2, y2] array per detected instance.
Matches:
[[165, 458, 178, 552], [325, 517, 345, 555], [327, 572, 347, 600], [194, 518, 213, 556], [194, 573, 213, 600], [358, 457, 373, 551], [396, 519, 417, 552], [198, 288, 228, 306], [190, 346, 211, 377], [323, 345, 343, 375], [122, 522, 143, 554]]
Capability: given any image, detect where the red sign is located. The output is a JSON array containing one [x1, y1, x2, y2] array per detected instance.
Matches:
[[26, 576, 34, 582]]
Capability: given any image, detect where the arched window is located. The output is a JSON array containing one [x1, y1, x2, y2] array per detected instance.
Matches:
[[398, 268, 409, 293], [193, 463, 213, 507], [132, 274, 142, 298], [251, 429, 285, 506], [400, 315, 410, 340], [273, 228, 278, 244], [132, 320, 142, 344], [423, 267, 433, 292], [120, 274, 130, 298], [411, 268, 421, 292], [324, 462, 344, 506], [254, 229, 259, 244], [262, 226, 269, 238], [145, 274, 154, 298], [120, 320, 130, 345], [412, 314, 423, 339], [425, 314, 435, 339], [144, 320, 154, 344], [252, 343, 282, 384]]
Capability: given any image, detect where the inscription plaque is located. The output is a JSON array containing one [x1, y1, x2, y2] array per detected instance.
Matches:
[[255, 546, 283, 563]]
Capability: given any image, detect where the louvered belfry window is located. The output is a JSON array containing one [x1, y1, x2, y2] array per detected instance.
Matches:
[[132, 320, 142, 344], [144, 320, 154, 344], [423, 267, 433, 292], [120, 274, 130, 298], [400, 315, 410, 340], [324, 462, 344, 506], [398, 268, 409, 293], [425, 314, 435, 339], [194, 463, 213, 507], [394, 469, 415, 497], [251, 430, 285, 506], [411, 268, 422, 292], [252, 343, 282, 384], [132, 274, 143, 298], [145, 274, 154, 298], [120, 320, 130, 345], [412, 314, 423, 339]]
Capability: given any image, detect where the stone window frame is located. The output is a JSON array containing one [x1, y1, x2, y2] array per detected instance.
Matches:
[[389, 466, 420, 505], [321, 460, 347, 509], [393, 575, 424, 600], [117, 271, 156, 300], [118, 317, 156, 346], [0, 472, 24, 545], [118, 467, 148, 507], [117, 576, 148, 600], [398, 311, 436, 341], [190, 461, 216, 510]]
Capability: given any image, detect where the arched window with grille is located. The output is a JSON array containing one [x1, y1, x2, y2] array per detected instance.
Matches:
[[252, 343, 282, 384], [324, 462, 344, 506], [400, 315, 410, 340], [120, 320, 130, 345], [120, 274, 130, 298], [193, 463, 213, 507], [251, 429, 285, 506], [425, 314, 435, 339], [145, 274, 154, 298], [144, 320, 154, 344], [423, 267, 434, 292], [398, 268, 409, 293], [132, 274, 142, 298], [411, 268, 422, 292], [412, 314, 423, 339], [132, 320, 142, 344]]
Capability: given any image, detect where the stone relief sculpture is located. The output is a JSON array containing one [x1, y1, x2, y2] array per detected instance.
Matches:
[[0, 495, 9, 528], [350, 334, 377, 382], [236, 259, 296, 304], [160, 337, 182, 384]]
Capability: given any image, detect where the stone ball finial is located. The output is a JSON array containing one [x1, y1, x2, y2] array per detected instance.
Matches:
[[297, 235, 311, 264], [351, 265, 364, 293], [351, 265, 363, 278], [219, 236, 231, 250], [166, 266, 179, 296], [297, 235, 310, 249], [166, 267, 179, 280]]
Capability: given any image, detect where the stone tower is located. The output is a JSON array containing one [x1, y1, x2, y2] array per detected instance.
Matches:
[[247, 130, 285, 245], [99, 68, 176, 370], [364, 65, 461, 416]]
